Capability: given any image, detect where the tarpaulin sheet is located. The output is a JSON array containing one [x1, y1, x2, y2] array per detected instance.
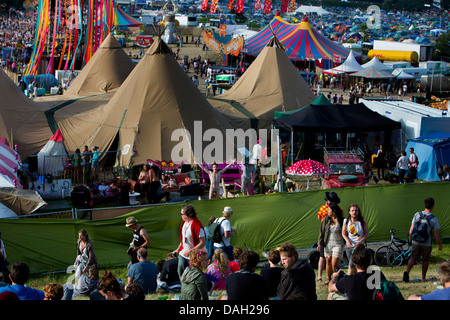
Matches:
[[0, 183, 449, 274]]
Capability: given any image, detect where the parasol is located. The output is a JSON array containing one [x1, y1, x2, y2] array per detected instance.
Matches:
[[286, 159, 333, 190]]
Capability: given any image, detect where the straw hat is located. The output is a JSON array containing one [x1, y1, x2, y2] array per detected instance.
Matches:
[[125, 217, 138, 227], [223, 206, 233, 214]]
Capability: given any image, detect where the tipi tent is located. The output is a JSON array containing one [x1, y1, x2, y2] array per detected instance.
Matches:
[[406, 131, 450, 181], [86, 37, 238, 166], [0, 68, 53, 159], [209, 36, 316, 130], [37, 129, 67, 176], [64, 32, 136, 97]]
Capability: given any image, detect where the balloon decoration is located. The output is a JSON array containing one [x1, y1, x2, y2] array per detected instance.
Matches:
[[25, 0, 141, 76]]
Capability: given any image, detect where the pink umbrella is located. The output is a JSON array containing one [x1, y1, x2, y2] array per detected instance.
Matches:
[[286, 159, 333, 190]]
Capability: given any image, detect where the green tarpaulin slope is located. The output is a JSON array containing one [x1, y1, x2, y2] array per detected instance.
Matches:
[[1, 183, 449, 274]]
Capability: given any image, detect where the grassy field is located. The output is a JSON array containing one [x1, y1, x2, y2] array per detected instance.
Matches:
[[26, 241, 449, 301]]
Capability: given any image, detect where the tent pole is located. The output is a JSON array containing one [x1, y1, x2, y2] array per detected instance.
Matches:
[[290, 129, 294, 166]]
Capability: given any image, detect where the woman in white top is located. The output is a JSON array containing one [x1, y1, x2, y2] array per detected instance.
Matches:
[[342, 204, 369, 275], [397, 150, 409, 184]]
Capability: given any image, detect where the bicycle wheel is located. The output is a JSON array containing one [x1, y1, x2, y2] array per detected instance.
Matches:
[[374, 245, 392, 267], [387, 251, 404, 267]]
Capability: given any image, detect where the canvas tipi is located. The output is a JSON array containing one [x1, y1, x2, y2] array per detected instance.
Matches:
[[64, 32, 136, 97], [209, 35, 316, 130], [86, 36, 238, 166]]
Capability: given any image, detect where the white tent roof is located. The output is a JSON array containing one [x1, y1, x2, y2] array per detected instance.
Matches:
[[0, 202, 18, 219], [393, 68, 415, 79], [293, 6, 331, 16], [361, 56, 393, 71], [328, 50, 364, 74]]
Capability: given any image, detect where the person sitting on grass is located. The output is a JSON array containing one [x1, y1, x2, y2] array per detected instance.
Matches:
[[328, 244, 376, 300], [0, 262, 45, 300], [260, 249, 283, 299], [179, 248, 209, 301], [43, 283, 64, 300], [408, 261, 450, 300]]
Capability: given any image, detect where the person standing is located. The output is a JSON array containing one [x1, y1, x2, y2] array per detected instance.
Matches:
[[126, 217, 151, 266], [212, 206, 236, 262], [91, 146, 99, 181], [198, 159, 235, 199], [404, 197, 442, 282], [126, 248, 157, 294], [137, 164, 150, 203], [342, 204, 369, 275], [408, 147, 418, 180], [316, 191, 340, 282], [317, 202, 345, 284], [174, 205, 206, 278], [74, 229, 98, 280], [374, 144, 387, 179], [396, 150, 409, 184], [241, 157, 255, 196], [148, 165, 161, 204]]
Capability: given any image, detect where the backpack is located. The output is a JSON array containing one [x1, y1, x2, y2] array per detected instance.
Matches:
[[374, 279, 404, 301], [411, 212, 434, 243], [208, 218, 225, 244]]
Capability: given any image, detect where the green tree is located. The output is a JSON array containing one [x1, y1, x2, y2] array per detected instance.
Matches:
[[433, 32, 450, 59]]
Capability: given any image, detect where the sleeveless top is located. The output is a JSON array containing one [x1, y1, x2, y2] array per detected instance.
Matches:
[[133, 227, 145, 247]]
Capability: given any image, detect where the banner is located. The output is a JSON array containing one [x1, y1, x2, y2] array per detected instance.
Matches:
[[288, 0, 296, 13], [227, 0, 235, 10], [201, 0, 208, 11], [280, 0, 288, 12], [203, 29, 244, 56], [1, 183, 449, 273], [263, 0, 272, 14], [135, 35, 153, 48], [210, 0, 218, 13], [254, 0, 262, 11], [236, 0, 244, 13]]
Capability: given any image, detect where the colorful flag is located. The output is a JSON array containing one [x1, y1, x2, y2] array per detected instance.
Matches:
[[236, 0, 244, 13], [288, 0, 296, 13], [227, 0, 235, 10], [263, 0, 272, 14], [280, 0, 288, 12], [201, 0, 209, 11], [254, 0, 262, 11], [210, 0, 218, 13]]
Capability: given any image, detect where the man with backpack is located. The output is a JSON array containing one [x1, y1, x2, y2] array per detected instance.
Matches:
[[208, 206, 235, 262], [403, 197, 442, 282]]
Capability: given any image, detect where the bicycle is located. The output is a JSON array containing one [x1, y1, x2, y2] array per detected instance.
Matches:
[[374, 229, 410, 267]]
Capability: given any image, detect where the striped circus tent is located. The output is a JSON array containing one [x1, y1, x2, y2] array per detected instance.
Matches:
[[243, 16, 360, 64], [0, 142, 22, 187]]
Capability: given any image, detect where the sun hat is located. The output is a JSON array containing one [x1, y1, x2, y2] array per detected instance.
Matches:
[[325, 191, 340, 204], [223, 206, 233, 214], [126, 217, 138, 227]]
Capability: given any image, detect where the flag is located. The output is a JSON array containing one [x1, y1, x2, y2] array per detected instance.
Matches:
[[227, 0, 235, 10], [201, 0, 209, 11], [263, 0, 272, 14], [288, 0, 296, 13], [210, 0, 218, 13], [280, 0, 288, 12], [254, 0, 262, 11], [236, 0, 244, 13]]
